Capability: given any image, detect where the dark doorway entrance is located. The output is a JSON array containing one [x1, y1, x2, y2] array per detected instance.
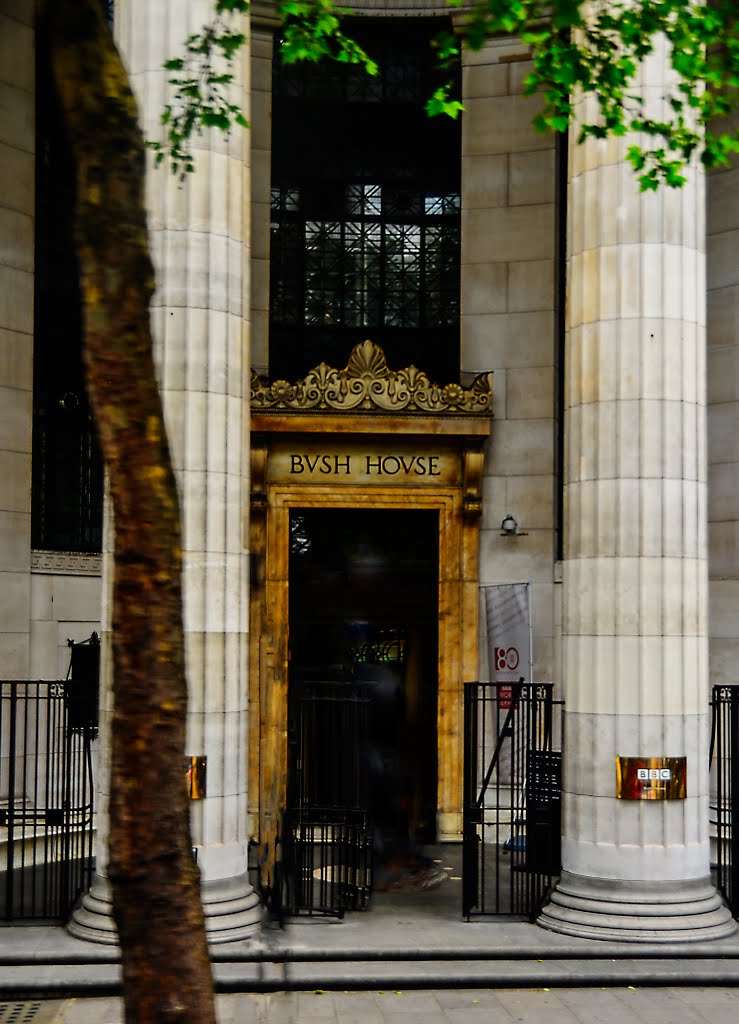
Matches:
[[285, 507, 439, 913]]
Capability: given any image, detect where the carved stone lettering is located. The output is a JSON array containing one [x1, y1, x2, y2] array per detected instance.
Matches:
[[271, 446, 460, 486]]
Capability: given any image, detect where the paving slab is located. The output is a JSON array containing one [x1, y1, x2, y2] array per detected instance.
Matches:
[[16, 988, 739, 1024]]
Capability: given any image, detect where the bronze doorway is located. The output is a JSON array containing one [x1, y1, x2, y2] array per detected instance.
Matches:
[[288, 508, 439, 853], [249, 347, 492, 886]]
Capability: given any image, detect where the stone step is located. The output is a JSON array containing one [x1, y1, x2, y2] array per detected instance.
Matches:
[[4, 956, 739, 999]]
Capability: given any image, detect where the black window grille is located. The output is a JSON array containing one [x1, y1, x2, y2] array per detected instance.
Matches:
[[32, 15, 104, 554], [270, 20, 461, 382]]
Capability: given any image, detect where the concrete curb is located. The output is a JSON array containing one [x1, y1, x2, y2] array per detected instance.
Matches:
[[4, 955, 739, 998]]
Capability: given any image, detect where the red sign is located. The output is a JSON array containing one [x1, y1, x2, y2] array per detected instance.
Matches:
[[498, 684, 514, 709]]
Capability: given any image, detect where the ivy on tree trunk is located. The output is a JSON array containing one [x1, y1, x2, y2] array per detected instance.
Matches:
[[43, 2, 216, 1021]]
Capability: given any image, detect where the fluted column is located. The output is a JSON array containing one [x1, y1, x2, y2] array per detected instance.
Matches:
[[539, 39, 736, 941], [69, 0, 261, 943]]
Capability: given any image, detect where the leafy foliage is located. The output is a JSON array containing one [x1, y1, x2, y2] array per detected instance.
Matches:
[[147, 0, 251, 177], [276, 0, 378, 73], [149, 0, 377, 178], [151, 0, 739, 190], [440, 0, 739, 190]]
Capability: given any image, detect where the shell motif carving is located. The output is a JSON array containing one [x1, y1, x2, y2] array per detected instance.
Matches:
[[251, 341, 492, 416]]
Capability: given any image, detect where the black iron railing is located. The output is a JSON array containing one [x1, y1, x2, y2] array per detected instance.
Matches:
[[281, 681, 373, 917], [710, 684, 739, 917], [1, 679, 96, 921], [463, 681, 564, 920]]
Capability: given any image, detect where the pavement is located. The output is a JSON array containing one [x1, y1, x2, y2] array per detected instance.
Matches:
[[2, 845, 739, 1011], [7, 987, 739, 1024]]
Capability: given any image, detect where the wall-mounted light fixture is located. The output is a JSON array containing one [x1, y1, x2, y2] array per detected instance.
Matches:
[[500, 514, 518, 535]]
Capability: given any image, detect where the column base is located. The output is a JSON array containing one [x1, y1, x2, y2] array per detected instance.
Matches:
[[201, 872, 264, 944], [538, 871, 737, 943], [67, 872, 263, 946], [66, 873, 118, 945]]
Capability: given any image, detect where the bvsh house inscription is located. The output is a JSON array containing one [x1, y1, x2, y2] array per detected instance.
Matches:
[[269, 445, 461, 486]]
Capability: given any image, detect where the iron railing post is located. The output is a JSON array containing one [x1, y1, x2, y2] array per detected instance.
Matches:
[[5, 683, 18, 920], [462, 681, 478, 918], [730, 688, 739, 913]]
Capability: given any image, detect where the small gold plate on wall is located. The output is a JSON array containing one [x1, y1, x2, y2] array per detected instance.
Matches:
[[185, 756, 207, 800], [616, 756, 687, 800]]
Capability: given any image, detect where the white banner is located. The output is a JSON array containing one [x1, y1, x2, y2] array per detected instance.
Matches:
[[484, 583, 533, 693]]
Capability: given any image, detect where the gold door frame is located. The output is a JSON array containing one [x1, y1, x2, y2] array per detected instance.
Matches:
[[248, 343, 492, 877], [249, 468, 484, 862]]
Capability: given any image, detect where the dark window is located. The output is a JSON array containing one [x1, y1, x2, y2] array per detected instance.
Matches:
[[270, 20, 461, 382], [32, 17, 103, 554], [554, 131, 568, 563]]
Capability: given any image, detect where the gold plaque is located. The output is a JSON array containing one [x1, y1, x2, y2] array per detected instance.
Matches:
[[185, 756, 207, 800], [616, 756, 687, 800]]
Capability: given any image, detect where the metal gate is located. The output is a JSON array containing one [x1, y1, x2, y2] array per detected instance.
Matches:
[[281, 681, 373, 917], [710, 684, 739, 917], [1, 648, 97, 920], [463, 680, 563, 920]]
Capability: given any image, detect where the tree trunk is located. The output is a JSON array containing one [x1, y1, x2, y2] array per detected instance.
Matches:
[[43, 3, 216, 1021]]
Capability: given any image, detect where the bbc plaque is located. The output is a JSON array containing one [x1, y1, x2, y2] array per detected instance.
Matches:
[[616, 756, 687, 800]]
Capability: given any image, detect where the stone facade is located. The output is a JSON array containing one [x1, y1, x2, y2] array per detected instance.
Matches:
[[460, 37, 559, 684], [0, 0, 737, 943], [707, 109, 739, 687], [0, 2, 35, 680]]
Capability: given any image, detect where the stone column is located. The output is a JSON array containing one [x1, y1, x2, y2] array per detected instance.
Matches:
[[539, 38, 736, 941], [69, 0, 261, 942]]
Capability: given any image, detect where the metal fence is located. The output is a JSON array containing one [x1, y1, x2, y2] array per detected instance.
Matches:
[[280, 681, 373, 917], [710, 684, 739, 917], [463, 681, 564, 920], [1, 677, 96, 921]]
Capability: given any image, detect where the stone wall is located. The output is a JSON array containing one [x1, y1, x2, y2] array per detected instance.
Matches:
[[249, 25, 274, 377], [0, 2, 35, 680], [707, 114, 739, 688], [30, 557, 102, 679], [460, 38, 559, 686]]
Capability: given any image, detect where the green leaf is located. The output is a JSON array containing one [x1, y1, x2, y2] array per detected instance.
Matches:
[[200, 110, 231, 129], [426, 85, 464, 119]]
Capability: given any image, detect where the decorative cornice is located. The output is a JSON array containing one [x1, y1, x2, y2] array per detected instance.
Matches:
[[250, 0, 457, 27], [251, 341, 492, 417], [31, 551, 102, 576]]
